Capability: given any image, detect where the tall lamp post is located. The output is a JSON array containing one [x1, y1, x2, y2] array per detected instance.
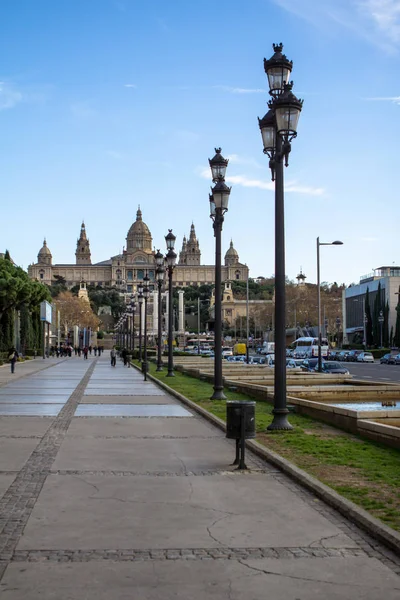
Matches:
[[155, 250, 165, 371], [379, 310, 384, 349], [165, 230, 177, 377], [317, 237, 343, 372], [208, 148, 231, 400], [138, 284, 144, 361], [130, 295, 136, 352], [258, 43, 303, 429], [142, 273, 150, 380]]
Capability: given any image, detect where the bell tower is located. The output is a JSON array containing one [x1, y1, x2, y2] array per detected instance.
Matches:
[[75, 222, 92, 265]]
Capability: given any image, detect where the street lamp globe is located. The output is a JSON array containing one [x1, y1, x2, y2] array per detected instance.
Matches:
[[263, 43, 293, 97], [165, 230, 176, 251], [258, 108, 276, 155], [209, 193, 216, 218], [137, 282, 144, 296], [155, 249, 164, 268], [208, 147, 229, 182], [156, 265, 165, 282], [273, 82, 303, 140], [332, 241, 343, 246], [166, 249, 177, 268], [210, 180, 231, 212]]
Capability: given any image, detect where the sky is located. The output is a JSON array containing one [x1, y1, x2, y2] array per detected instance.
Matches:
[[1, 0, 399, 286]]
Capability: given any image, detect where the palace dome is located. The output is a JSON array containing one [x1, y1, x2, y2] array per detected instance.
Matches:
[[126, 207, 152, 251]]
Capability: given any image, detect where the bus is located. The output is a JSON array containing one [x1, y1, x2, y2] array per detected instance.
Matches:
[[291, 337, 329, 358]]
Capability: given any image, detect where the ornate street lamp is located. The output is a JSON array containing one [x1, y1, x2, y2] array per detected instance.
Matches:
[[258, 43, 303, 430], [137, 282, 144, 361], [208, 148, 231, 400], [317, 238, 343, 372], [130, 294, 136, 352], [165, 230, 177, 377], [379, 309, 384, 349], [155, 249, 165, 371], [142, 273, 150, 380]]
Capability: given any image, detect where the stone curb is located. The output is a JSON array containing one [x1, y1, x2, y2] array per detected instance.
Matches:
[[136, 363, 400, 557]]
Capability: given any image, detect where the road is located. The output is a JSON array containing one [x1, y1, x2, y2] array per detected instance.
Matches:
[[345, 361, 400, 383]]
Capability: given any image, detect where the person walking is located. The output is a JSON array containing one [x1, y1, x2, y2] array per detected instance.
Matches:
[[110, 347, 116, 367], [9, 348, 19, 374], [83, 346, 88, 360]]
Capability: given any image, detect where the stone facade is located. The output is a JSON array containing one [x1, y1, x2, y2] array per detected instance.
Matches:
[[28, 208, 248, 292]]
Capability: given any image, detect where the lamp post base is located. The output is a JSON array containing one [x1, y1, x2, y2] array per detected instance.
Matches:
[[166, 370, 175, 377], [267, 409, 293, 431], [211, 387, 227, 401], [156, 364, 163, 372]]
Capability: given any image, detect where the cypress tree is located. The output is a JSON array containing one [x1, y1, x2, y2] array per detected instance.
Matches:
[[365, 287, 373, 347], [394, 286, 400, 348]]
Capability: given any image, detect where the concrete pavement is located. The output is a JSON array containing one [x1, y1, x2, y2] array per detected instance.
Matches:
[[0, 352, 399, 598]]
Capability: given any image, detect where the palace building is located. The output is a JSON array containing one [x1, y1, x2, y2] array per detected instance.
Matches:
[[28, 207, 249, 292]]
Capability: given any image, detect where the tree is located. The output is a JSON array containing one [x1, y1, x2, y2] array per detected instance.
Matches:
[[394, 286, 400, 348], [365, 287, 373, 346], [0, 258, 51, 319], [54, 292, 101, 336]]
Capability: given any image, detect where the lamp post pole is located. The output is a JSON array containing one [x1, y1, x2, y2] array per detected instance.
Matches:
[[198, 296, 201, 355], [130, 295, 136, 353], [142, 273, 149, 380], [165, 230, 177, 377], [208, 148, 231, 400], [379, 310, 384, 349], [317, 238, 343, 372], [138, 285, 143, 362], [258, 43, 303, 429], [155, 250, 165, 371]]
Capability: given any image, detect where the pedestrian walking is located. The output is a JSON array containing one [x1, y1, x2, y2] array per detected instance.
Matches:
[[94, 346, 97, 356], [83, 346, 88, 360], [110, 347, 116, 367], [89, 345, 92, 355], [8, 348, 19, 374], [78, 347, 81, 357]]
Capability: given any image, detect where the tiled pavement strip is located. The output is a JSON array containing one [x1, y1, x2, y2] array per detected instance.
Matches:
[[0, 354, 399, 598]]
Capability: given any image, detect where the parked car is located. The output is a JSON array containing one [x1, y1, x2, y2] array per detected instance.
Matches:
[[314, 361, 350, 375], [346, 350, 363, 362], [337, 350, 351, 362], [393, 354, 400, 365], [380, 353, 396, 365], [222, 348, 233, 358], [248, 356, 266, 365], [286, 358, 303, 369], [300, 358, 319, 372], [357, 352, 374, 363], [327, 350, 339, 360]]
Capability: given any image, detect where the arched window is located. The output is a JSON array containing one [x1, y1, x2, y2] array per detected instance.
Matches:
[[235, 270, 240, 280], [137, 269, 144, 280], [39, 269, 45, 280]]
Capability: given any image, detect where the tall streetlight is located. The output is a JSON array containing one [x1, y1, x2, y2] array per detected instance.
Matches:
[[317, 237, 343, 372], [379, 309, 384, 348], [137, 282, 144, 361], [165, 230, 177, 377], [130, 294, 136, 352], [142, 272, 150, 380], [155, 250, 165, 371], [209, 148, 231, 400], [258, 43, 303, 429]]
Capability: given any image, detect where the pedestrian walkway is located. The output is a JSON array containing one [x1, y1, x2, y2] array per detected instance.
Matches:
[[0, 352, 399, 598]]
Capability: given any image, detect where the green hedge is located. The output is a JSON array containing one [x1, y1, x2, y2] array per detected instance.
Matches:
[[369, 348, 391, 359]]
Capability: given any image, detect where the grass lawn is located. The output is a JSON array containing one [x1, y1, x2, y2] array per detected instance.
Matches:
[[140, 360, 400, 532]]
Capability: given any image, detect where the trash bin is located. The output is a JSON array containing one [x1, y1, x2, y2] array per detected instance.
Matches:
[[226, 401, 256, 440]]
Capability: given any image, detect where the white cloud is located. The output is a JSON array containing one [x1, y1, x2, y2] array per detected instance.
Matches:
[[197, 167, 324, 195], [365, 95, 400, 104], [124, 83, 137, 88], [213, 85, 266, 94], [273, 0, 400, 51], [0, 82, 22, 110]]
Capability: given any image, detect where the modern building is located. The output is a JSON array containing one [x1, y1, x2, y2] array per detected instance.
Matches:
[[28, 208, 249, 292], [342, 266, 400, 344]]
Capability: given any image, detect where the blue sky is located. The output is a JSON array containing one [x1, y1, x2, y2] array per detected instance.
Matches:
[[1, 0, 399, 286]]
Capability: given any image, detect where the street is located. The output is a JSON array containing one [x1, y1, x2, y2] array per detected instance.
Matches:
[[345, 361, 400, 383]]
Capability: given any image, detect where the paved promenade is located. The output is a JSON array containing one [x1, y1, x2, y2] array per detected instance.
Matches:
[[0, 352, 399, 598]]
